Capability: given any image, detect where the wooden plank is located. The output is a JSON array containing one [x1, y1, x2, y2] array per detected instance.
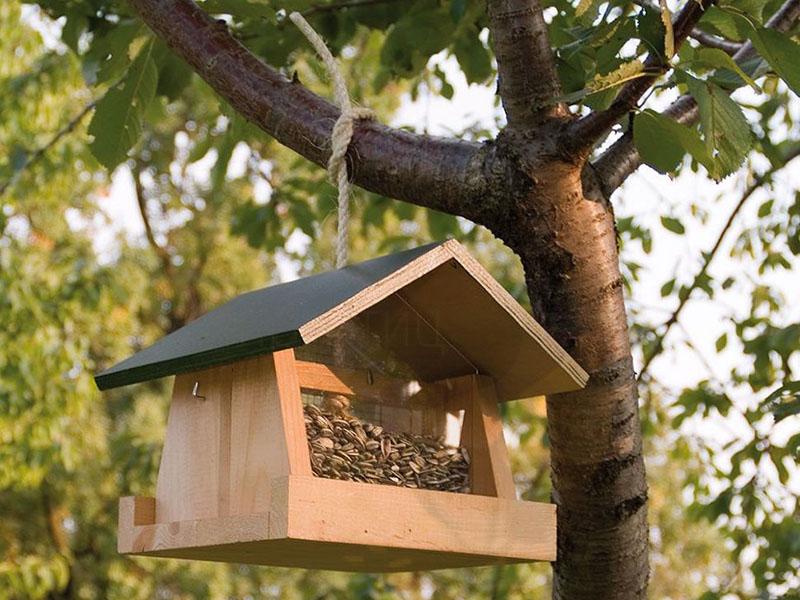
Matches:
[[301, 238, 588, 400], [272, 349, 312, 477], [117, 476, 556, 569], [134, 537, 529, 572], [442, 241, 589, 395], [444, 375, 516, 498], [155, 365, 233, 523], [299, 244, 452, 343], [285, 476, 554, 562], [228, 355, 275, 516], [118, 496, 155, 553], [154, 354, 311, 525], [469, 376, 516, 499], [295, 360, 424, 403], [96, 243, 441, 390]]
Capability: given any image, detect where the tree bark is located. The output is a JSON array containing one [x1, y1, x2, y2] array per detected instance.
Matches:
[[126, 0, 500, 223], [487, 0, 566, 128], [484, 154, 648, 599]]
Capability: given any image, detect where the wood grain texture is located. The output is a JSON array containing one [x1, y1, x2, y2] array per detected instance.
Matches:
[[228, 356, 276, 515], [99, 240, 587, 401], [295, 359, 441, 405], [442, 240, 589, 394], [447, 375, 516, 499], [155, 365, 234, 523], [301, 239, 588, 400], [155, 354, 312, 525], [272, 350, 313, 476], [118, 496, 155, 553], [118, 475, 556, 570]]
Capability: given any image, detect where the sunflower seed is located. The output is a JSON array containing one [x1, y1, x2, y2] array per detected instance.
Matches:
[[304, 404, 470, 493]]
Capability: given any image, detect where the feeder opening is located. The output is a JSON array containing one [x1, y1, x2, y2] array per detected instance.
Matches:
[[296, 316, 472, 493]]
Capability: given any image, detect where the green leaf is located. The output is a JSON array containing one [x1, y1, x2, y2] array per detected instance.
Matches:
[[449, 0, 467, 22], [452, 30, 493, 84], [690, 47, 760, 92], [660, 216, 686, 235], [745, 25, 800, 97], [633, 109, 709, 174], [761, 381, 800, 423], [715, 332, 728, 352], [559, 60, 646, 105], [210, 115, 246, 195], [381, 4, 455, 77], [757, 199, 773, 217], [659, 0, 674, 59], [83, 22, 144, 85], [719, 0, 770, 23], [427, 210, 459, 239], [684, 75, 752, 180], [637, 4, 667, 57], [699, 6, 749, 41], [62, 12, 88, 54], [660, 278, 676, 297], [88, 41, 157, 170], [154, 41, 193, 100]]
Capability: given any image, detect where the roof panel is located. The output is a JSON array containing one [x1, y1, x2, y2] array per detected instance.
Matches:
[[95, 240, 588, 398], [95, 242, 442, 390]]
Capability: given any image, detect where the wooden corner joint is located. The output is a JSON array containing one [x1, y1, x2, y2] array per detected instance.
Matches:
[[118, 496, 156, 553]]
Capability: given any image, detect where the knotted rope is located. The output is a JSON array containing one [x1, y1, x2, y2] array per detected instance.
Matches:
[[289, 12, 374, 268]]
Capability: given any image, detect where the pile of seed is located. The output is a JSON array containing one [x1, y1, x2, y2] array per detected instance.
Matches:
[[304, 403, 471, 493]]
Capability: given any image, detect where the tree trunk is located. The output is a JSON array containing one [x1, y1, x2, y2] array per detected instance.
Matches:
[[496, 157, 649, 599]]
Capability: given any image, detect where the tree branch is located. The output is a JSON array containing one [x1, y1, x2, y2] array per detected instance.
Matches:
[[631, 0, 743, 54], [132, 161, 174, 277], [126, 0, 493, 224], [0, 100, 95, 198], [566, 0, 713, 150], [688, 29, 742, 55], [595, 0, 800, 196], [488, 0, 565, 129], [637, 147, 800, 381]]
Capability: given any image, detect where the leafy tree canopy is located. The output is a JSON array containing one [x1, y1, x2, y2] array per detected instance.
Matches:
[[1, 0, 798, 598]]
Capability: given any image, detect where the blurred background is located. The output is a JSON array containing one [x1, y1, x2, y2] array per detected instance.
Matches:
[[0, 0, 798, 598]]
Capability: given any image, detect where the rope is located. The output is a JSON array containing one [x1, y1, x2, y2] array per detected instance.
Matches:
[[289, 12, 374, 268]]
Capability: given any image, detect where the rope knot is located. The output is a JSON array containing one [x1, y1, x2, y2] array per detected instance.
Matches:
[[327, 106, 374, 187], [290, 12, 375, 268]]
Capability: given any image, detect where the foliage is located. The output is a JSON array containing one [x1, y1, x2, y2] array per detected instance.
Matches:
[[1, 0, 799, 598]]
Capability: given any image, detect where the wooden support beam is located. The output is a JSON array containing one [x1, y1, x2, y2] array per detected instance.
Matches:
[[443, 374, 516, 499], [271, 349, 312, 477], [118, 496, 156, 553]]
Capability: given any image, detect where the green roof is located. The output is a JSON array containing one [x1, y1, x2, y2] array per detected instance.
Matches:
[[95, 243, 441, 390]]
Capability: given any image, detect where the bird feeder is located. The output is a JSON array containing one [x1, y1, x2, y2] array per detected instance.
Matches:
[[96, 240, 587, 571]]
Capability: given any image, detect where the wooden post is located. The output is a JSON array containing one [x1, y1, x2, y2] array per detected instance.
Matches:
[[444, 374, 516, 499], [154, 350, 311, 524]]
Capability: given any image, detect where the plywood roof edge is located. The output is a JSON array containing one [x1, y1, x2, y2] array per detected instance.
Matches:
[[95, 330, 304, 390], [441, 240, 589, 390], [298, 243, 454, 344]]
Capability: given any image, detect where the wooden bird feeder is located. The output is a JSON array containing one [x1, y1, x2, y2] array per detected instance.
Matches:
[[96, 240, 587, 571]]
